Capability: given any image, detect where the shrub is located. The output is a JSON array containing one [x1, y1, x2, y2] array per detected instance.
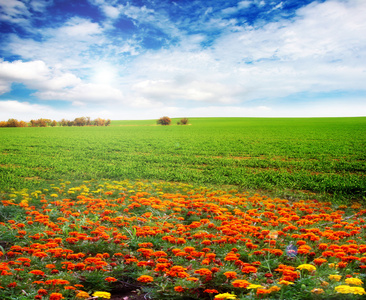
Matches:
[[157, 116, 171, 125], [180, 118, 189, 125]]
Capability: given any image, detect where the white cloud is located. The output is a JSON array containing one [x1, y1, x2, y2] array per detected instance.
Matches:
[[238, 1, 251, 9], [102, 5, 121, 19], [0, 100, 62, 121], [0, 59, 49, 82], [35, 82, 124, 105], [30, 0, 53, 12], [0, 59, 82, 93], [51, 17, 103, 39], [0, 0, 30, 24], [5, 17, 106, 70]]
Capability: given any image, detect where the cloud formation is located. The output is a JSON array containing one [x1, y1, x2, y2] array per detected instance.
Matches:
[[0, 0, 365, 120]]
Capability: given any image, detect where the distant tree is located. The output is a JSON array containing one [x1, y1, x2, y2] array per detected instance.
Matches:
[[38, 118, 51, 127], [59, 119, 68, 127], [93, 118, 105, 126], [74, 117, 87, 126], [180, 118, 189, 125], [105, 119, 111, 126], [50, 120, 57, 127], [7, 119, 20, 127], [19, 121, 28, 127], [157, 116, 171, 126]]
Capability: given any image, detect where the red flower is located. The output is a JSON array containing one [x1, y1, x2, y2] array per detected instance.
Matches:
[[49, 293, 64, 300], [105, 277, 117, 282]]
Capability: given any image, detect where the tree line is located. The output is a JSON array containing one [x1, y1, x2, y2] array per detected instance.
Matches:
[[0, 117, 111, 127]]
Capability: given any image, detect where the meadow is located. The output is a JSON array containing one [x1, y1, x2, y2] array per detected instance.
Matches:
[[1, 117, 365, 204], [0, 117, 366, 300]]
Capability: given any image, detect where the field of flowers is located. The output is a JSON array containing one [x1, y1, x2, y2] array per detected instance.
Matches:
[[0, 180, 365, 300]]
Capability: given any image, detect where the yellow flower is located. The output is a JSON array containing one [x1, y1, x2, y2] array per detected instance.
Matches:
[[296, 264, 316, 272], [311, 288, 324, 294], [335, 285, 366, 295], [247, 284, 264, 289], [345, 278, 363, 286], [279, 280, 294, 286], [352, 287, 366, 295], [92, 291, 111, 299], [214, 292, 237, 299], [329, 275, 342, 282]]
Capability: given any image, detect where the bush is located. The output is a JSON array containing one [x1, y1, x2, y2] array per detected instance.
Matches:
[[157, 116, 171, 125], [180, 118, 189, 125]]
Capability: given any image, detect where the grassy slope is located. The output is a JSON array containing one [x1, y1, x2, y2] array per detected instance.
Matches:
[[0, 117, 365, 203]]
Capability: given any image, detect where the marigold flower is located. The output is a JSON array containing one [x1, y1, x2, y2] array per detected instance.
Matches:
[[242, 266, 257, 274], [174, 286, 185, 292], [296, 264, 316, 272], [105, 277, 117, 282], [186, 277, 199, 282], [335, 285, 366, 295], [75, 291, 89, 299], [247, 284, 264, 289], [269, 286, 281, 292], [204, 289, 218, 293], [279, 280, 294, 286], [313, 258, 327, 266], [92, 291, 111, 299], [329, 275, 342, 281], [232, 279, 250, 288], [345, 278, 363, 286], [137, 275, 154, 283], [214, 292, 237, 299], [223, 271, 237, 279], [311, 288, 324, 294], [49, 293, 64, 300], [29, 270, 45, 276], [37, 289, 48, 295]]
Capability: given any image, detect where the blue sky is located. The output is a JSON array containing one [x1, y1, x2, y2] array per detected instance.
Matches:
[[0, 0, 365, 121]]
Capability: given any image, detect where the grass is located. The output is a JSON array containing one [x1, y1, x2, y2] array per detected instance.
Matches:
[[0, 117, 365, 204]]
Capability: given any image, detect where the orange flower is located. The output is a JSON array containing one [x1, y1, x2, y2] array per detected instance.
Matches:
[[174, 286, 185, 292], [242, 266, 257, 274], [37, 289, 48, 296], [232, 280, 250, 288], [49, 293, 64, 300], [29, 270, 45, 276], [137, 275, 154, 283], [224, 271, 237, 279], [313, 258, 327, 266], [76, 291, 89, 299], [204, 289, 219, 293], [105, 277, 117, 282]]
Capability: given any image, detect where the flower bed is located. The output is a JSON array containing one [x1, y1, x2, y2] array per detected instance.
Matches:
[[0, 180, 365, 299]]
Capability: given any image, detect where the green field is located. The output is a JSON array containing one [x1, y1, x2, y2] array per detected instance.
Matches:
[[1, 117, 365, 203]]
